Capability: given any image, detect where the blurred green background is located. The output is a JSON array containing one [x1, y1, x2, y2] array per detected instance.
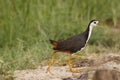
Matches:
[[0, 0, 120, 79]]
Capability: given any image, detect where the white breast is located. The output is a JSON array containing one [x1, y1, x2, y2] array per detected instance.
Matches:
[[86, 25, 93, 42]]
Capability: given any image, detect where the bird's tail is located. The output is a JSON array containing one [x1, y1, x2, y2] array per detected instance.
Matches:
[[49, 39, 58, 48]]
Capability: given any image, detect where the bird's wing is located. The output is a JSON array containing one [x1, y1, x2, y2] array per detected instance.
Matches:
[[57, 34, 86, 52]]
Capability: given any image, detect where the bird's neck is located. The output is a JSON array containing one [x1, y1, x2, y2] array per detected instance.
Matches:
[[85, 24, 94, 42]]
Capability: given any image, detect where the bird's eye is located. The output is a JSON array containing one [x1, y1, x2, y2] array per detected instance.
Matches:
[[94, 22, 96, 24]]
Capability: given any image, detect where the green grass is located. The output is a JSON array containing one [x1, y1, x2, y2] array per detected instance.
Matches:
[[0, 0, 120, 79]]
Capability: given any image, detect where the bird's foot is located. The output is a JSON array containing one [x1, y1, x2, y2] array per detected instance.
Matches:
[[46, 67, 54, 75], [66, 68, 83, 73]]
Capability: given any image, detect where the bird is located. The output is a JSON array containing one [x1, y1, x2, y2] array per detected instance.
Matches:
[[46, 20, 99, 74]]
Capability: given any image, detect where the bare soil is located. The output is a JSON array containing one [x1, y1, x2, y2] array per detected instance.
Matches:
[[14, 53, 120, 80]]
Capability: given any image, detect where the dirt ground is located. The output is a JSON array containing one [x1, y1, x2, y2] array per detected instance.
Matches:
[[13, 53, 120, 80]]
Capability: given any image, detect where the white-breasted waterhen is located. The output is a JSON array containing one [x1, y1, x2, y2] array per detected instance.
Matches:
[[46, 20, 99, 74]]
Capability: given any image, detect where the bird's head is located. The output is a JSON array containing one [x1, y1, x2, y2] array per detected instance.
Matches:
[[89, 20, 99, 27]]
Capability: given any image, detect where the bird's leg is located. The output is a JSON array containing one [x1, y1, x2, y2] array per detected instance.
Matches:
[[67, 54, 82, 73], [46, 51, 57, 74]]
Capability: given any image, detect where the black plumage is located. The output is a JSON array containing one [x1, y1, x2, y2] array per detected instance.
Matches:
[[46, 20, 99, 74], [52, 32, 88, 53], [50, 20, 94, 53]]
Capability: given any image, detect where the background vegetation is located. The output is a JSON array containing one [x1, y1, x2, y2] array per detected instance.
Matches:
[[0, 0, 120, 79]]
